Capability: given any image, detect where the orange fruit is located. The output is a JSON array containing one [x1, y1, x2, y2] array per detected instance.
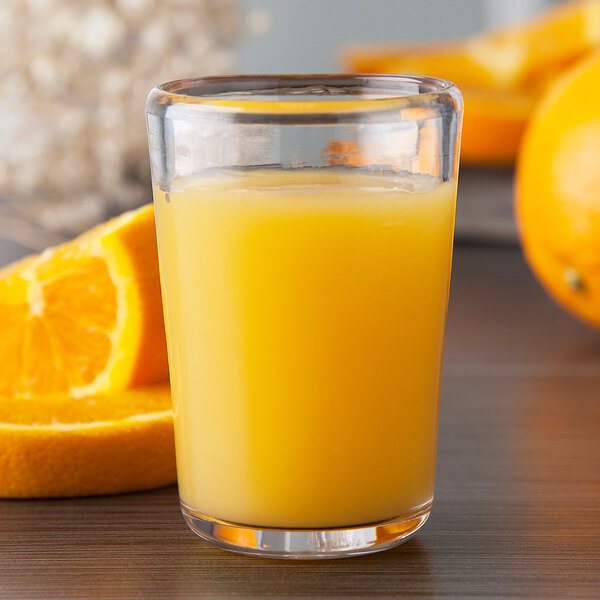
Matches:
[[0, 385, 175, 497], [0, 204, 168, 398], [516, 52, 600, 328], [342, 0, 600, 165]]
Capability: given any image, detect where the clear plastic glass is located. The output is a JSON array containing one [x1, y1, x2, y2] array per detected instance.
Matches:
[[146, 75, 462, 558]]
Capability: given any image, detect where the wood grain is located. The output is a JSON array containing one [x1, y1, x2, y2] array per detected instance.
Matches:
[[1, 247, 599, 599]]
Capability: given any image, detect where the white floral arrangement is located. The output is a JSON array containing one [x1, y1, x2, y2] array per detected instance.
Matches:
[[0, 0, 238, 239]]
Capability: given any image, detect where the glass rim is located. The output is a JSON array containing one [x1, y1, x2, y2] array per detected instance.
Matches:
[[148, 73, 459, 117]]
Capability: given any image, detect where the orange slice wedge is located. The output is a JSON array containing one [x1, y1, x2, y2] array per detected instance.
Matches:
[[0, 204, 168, 398]]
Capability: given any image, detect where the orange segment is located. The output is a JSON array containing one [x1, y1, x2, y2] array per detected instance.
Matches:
[[516, 52, 600, 329], [0, 385, 175, 497], [0, 204, 168, 398], [342, 0, 600, 165]]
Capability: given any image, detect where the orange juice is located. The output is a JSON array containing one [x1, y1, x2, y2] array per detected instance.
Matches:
[[154, 169, 456, 529]]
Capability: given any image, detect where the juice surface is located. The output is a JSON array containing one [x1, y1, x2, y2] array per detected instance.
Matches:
[[154, 169, 456, 529]]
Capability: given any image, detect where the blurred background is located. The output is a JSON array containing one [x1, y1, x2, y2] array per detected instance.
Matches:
[[0, 0, 583, 266]]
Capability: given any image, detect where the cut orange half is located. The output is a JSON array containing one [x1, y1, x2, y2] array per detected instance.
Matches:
[[0, 204, 168, 398], [0, 385, 175, 497]]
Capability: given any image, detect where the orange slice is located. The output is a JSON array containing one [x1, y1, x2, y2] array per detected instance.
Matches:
[[343, 0, 600, 93], [0, 204, 168, 398], [0, 385, 175, 497], [342, 0, 600, 165]]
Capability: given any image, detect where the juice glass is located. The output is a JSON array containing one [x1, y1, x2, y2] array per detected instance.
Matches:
[[146, 75, 462, 558]]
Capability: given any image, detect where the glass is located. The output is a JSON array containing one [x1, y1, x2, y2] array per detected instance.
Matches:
[[146, 74, 462, 558]]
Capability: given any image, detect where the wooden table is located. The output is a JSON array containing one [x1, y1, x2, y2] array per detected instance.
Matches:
[[1, 246, 599, 599]]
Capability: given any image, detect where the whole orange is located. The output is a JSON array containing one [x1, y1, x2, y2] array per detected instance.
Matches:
[[516, 52, 600, 328]]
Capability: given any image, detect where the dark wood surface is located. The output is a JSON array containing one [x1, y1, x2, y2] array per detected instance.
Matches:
[[1, 246, 600, 599]]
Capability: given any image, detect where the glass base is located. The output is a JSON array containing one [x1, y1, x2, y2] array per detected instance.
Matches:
[[180, 501, 432, 559]]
